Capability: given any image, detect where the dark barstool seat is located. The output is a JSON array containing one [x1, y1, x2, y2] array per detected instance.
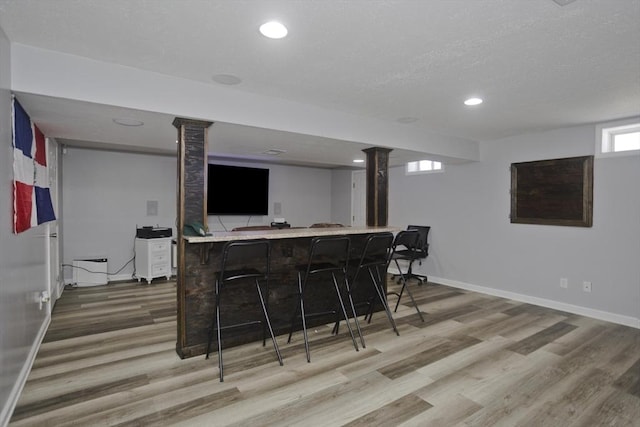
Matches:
[[287, 235, 362, 362], [205, 239, 283, 381], [349, 232, 400, 339], [389, 230, 425, 322]]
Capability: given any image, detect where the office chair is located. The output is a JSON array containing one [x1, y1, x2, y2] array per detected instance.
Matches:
[[391, 225, 430, 285], [205, 239, 283, 382]]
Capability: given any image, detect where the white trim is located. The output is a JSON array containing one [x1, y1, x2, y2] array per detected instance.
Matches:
[[0, 314, 50, 427], [431, 276, 640, 329]]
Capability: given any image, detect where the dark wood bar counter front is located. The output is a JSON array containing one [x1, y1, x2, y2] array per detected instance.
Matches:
[[176, 225, 399, 358]]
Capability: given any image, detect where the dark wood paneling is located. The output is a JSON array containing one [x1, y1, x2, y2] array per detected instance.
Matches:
[[511, 155, 594, 227], [363, 147, 392, 226], [180, 233, 384, 358]]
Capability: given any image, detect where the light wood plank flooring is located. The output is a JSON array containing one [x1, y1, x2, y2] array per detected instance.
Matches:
[[10, 278, 640, 426]]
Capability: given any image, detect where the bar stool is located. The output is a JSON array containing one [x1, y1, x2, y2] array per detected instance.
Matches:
[[349, 232, 400, 339], [287, 235, 362, 362], [205, 239, 283, 382], [389, 229, 425, 322]]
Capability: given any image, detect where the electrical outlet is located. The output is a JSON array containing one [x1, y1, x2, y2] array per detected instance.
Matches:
[[583, 281, 592, 293], [560, 278, 568, 289]]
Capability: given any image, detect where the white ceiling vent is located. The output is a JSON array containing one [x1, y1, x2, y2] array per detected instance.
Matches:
[[262, 149, 287, 156], [552, 0, 578, 6]]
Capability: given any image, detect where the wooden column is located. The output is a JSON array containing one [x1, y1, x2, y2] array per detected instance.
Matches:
[[363, 147, 392, 227], [173, 117, 212, 358]]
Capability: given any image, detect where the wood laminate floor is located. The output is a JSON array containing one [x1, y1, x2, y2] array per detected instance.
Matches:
[[9, 278, 640, 426]]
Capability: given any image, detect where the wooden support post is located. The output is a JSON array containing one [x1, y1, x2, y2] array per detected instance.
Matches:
[[363, 147, 392, 227], [173, 117, 212, 358]]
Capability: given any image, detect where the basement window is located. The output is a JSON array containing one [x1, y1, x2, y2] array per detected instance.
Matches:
[[406, 160, 443, 174], [596, 119, 640, 157]]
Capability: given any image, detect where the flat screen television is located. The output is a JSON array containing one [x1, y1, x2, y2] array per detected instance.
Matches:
[[207, 164, 269, 215]]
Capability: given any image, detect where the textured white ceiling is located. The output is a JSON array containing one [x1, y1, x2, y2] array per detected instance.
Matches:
[[1, 0, 639, 167]]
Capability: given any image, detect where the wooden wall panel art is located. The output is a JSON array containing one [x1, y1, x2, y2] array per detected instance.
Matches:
[[510, 155, 593, 227]]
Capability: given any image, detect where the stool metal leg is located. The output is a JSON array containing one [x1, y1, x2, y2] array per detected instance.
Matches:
[[393, 259, 424, 322], [215, 280, 225, 381], [331, 272, 359, 352], [368, 266, 400, 336], [344, 273, 365, 348], [255, 278, 283, 366], [298, 272, 311, 362]]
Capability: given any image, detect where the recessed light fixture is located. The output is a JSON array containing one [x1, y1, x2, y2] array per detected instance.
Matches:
[[397, 117, 418, 124], [212, 74, 242, 85], [113, 117, 144, 127], [464, 97, 483, 106], [353, 159, 365, 164], [259, 21, 288, 39]]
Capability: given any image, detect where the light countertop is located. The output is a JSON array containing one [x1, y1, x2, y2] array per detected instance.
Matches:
[[183, 225, 400, 243]]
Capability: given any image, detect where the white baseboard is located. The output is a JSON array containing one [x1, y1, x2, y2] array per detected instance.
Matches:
[[108, 273, 136, 283], [0, 314, 50, 427], [431, 276, 640, 329]]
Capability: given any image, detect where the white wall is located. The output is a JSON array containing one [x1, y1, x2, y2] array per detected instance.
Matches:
[[206, 160, 332, 231], [0, 28, 50, 426], [389, 123, 640, 325], [330, 169, 354, 226], [61, 150, 334, 281], [62, 148, 178, 283]]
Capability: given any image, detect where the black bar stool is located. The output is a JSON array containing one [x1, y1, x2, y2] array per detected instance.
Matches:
[[389, 230, 425, 322], [205, 239, 283, 382], [349, 232, 400, 339], [287, 235, 362, 362]]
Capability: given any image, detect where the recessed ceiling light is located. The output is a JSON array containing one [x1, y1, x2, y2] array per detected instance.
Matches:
[[113, 117, 144, 127], [464, 97, 483, 106], [259, 21, 288, 39], [212, 74, 242, 85], [397, 117, 418, 124], [353, 159, 365, 163]]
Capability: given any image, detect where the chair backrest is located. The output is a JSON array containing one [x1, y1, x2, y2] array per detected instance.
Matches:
[[220, 239, 270, 279], [307, 235, 351, 268], [407, 225, 430, 256], [358, 232, 394, 267], [392, 229, 419, 252]]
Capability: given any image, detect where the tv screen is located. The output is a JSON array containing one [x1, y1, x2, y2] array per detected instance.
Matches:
[[207, 164, 269, 215]]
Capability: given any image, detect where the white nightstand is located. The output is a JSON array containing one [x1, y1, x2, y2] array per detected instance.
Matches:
[[134, 237, 172, 283]]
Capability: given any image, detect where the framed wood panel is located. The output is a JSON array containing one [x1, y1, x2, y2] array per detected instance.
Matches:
[[510, 155, 593, 227]]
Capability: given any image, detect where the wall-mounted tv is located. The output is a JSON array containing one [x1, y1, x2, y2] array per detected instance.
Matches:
[[207, 164, 269, 215]]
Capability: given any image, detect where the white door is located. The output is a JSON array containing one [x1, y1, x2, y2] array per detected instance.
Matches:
[[351, 170, 366, 226], [46, 139, 61, 304]]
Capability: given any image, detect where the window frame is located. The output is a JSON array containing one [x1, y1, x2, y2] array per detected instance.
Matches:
[[596, 117, 640, 158], [405, 159, 444, 175]]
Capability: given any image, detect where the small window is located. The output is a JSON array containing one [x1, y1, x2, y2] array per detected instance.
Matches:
[[597, 119, 640, 157], [406, 159, 443, 174]]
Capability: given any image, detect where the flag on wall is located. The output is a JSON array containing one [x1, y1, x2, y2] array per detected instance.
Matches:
[[12, 96, 56, 233]]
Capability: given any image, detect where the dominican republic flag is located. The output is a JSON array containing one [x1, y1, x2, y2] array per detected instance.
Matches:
[[12, 96, 56, 233]]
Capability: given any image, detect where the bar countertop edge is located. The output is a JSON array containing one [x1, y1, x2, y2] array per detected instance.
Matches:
[[183, 225, 401, 243]]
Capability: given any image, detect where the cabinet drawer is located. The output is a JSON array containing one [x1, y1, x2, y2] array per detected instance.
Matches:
[[152, 264, 169, 276], [149, 241, 169, 252], [151, 253, 168, 263]]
